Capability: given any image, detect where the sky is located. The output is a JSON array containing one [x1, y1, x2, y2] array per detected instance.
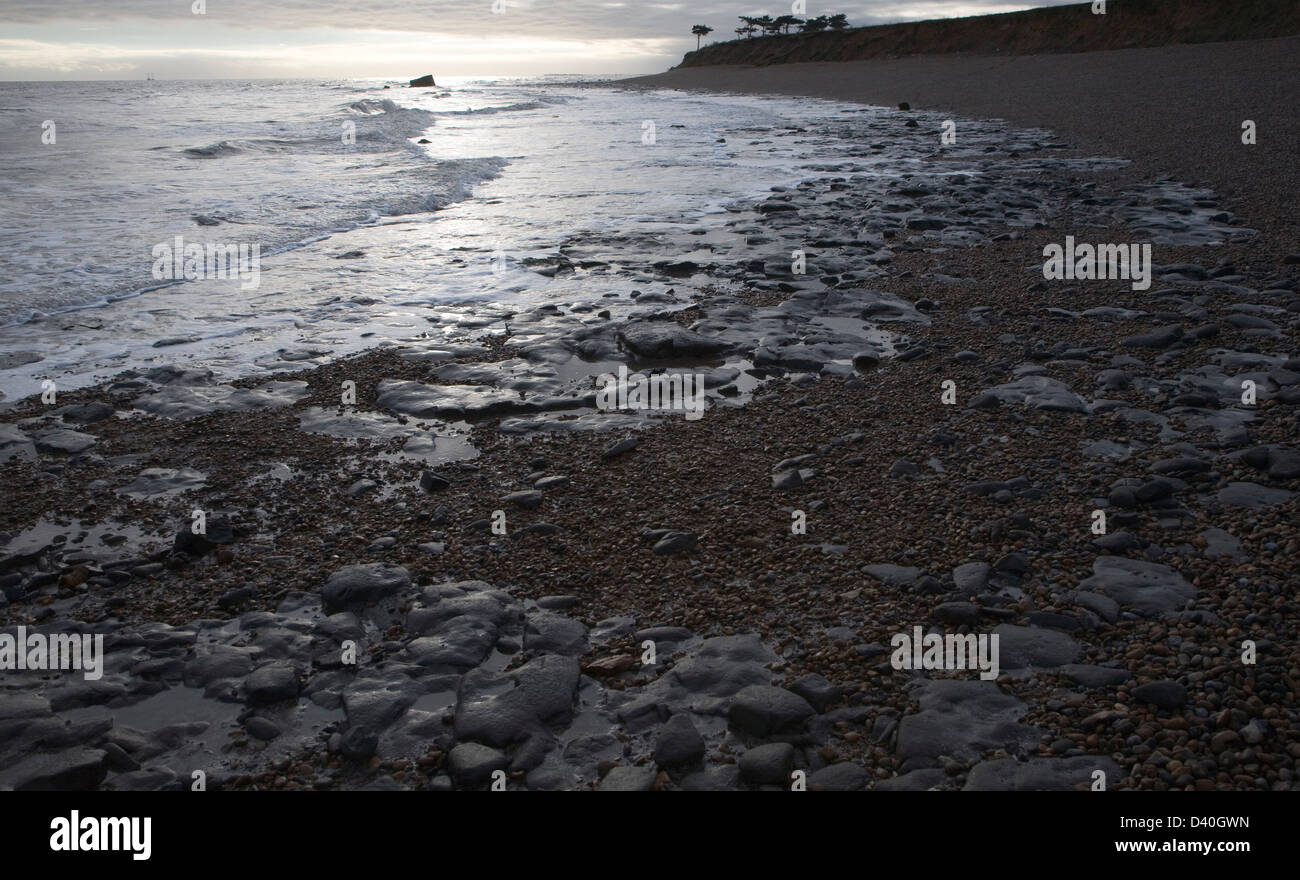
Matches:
[[0, 0, 1086, 80]]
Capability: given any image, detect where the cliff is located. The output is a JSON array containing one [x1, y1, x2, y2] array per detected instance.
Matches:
[[676, 0, 1300, 68]]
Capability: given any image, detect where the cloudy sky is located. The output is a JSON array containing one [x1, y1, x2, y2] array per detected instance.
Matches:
[[0, 0, 1083, 79]]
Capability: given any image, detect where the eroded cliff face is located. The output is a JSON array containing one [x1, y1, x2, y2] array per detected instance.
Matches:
[[676, 0, 1300, 68]]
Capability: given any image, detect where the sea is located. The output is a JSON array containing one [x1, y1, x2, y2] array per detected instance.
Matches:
[[0, 75, 874, 403]]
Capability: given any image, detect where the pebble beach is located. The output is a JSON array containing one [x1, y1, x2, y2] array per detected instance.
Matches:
[[2, 42, 1298, 792]]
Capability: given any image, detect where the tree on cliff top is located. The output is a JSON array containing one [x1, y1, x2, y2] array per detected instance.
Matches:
[[731, 12, 849, 41], [773, 14, 804, 34], [691, 24, 714, 49]]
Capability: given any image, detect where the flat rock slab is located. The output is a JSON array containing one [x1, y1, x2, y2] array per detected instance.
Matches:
[[1201, 528, 1248, 561], [1213, 482, 1292, 509], [34, 428, 97, 455], [864, 564, 922, 587], [994, 624, 1080, 670], [0, 350, 43, 369], [454, 654, 580, 748], [0, 423, 35, 462], [618, 322, 731, 360], [298, 407, 414, 440], [244, 662, 300, 705], [895, 680, 1038, 768], [376, 379, 519, 419], [523, 612, 589, 657], [116, 467, 208, 499], [405, 617, 498, 671], [963, 756, 1121, 791], [975, 376, 1087, 413], [1061, 664, 1130, 689], [0, 748, 108, 791], [653, 634, 777, 715], [1077, 557, 1197, 618], [134, 381, 308, 419], [57, 402, 116, 424]]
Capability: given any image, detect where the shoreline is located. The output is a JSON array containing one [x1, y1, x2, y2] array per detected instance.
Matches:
[[2, 82, 1298, 791], [623, 35, 1300, 252]]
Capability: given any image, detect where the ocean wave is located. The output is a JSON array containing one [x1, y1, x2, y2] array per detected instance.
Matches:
[[434, 101, 549, 116], [182, 140, 245, 158], [181, 99, 437, 160], [345, 98, 405, 115], [0, 153, 508, 328]]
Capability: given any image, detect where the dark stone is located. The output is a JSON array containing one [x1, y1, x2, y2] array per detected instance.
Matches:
[[728, 686, 814, 737], [420, 471, 451, 492], [888, 458, 920, 478], [4, 749, 108, 791], [321, 563, 411, 613], [504, 490, 543, 510], [993, 552, 1030, 574], [808, 762, 870, 791], [1094, 530, 1141, 552], [789, 673, 840, 712], [652, 531, 697, 555], [1132, 679, 1187, 710], [340, 726, 379, 760], [601, 437, 640, 459], [1122, 325, 1183, 349], [173, 516, 234, 556], [244, 716, 282, 741], [599, 765, 656, 791], [739, 742, 796, 786], [654, 714, 706, 770], [217, 586, 255, 610], [1135, 479, 1174, 503], [448, 743, 508, 787], [245, 662, 299, 705]]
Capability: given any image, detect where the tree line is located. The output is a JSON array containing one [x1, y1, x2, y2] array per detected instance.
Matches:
[[691, 13, 851, 47]]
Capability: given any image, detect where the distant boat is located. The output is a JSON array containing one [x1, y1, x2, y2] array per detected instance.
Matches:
[[146, 73, 155, 81]]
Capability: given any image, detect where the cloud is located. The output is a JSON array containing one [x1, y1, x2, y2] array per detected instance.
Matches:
[[1, 1, 1089, 41], [0, 1, 1087, 77]]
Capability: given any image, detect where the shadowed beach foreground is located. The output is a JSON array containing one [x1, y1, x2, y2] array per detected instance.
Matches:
[[1, 42, 1298, 792]]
